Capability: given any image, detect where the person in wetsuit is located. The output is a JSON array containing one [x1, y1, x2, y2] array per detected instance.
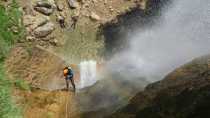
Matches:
[[63, 66, 75, 92]]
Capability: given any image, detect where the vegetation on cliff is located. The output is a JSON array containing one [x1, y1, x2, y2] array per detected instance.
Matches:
[[0, 0, 24, 117], [0, 0, 25, 60]]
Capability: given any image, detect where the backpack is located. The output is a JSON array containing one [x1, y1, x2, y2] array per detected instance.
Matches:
[[68, 68, 74, 77]]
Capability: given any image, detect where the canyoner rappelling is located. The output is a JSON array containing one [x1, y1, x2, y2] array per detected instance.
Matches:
[[63, 66, 76, 92], [2, 0, 210, 117], [62, 60, 99, 93]]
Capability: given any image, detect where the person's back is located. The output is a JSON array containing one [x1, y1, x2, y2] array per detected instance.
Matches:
[[68, 67, 73, 77]]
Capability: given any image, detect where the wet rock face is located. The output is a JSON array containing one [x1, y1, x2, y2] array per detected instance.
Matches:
[[109, 55, 210, 118], [5, 46, 66, 90], [100, 0, 172, 58]]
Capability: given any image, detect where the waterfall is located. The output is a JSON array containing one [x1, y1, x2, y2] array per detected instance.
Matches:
[[78, 60, 98, 89], [108, 0, 210, 82]]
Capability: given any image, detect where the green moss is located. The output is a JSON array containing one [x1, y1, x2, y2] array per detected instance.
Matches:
[[14, 79, 31, 91], [46, 112, 54, 118], [0, 0, 25, 60], [0, 0, 25, 117], [0, 63, 22, 118]]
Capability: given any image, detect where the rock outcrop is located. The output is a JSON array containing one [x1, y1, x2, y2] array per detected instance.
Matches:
[[23, 15, 49, 33], [34, 1, 54, 16], [56, 1, 64, 11], [19, 0, 140, 47], [109, 55, 210, 118], [67, 0, 79, 9], [5, 46, 66, 90], [23, 14, 55, 42], [90, 12, 101, 21], [33, 22, 55, 38]]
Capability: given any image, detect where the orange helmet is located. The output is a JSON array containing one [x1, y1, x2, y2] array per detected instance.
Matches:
[[63, 68, 68, 76]]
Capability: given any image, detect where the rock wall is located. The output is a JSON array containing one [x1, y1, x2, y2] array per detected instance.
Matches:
[[100, 0, 171, 57], [18, 0, 142, 46], [109, 55, 210, 118], [5, 45, 66, 90]]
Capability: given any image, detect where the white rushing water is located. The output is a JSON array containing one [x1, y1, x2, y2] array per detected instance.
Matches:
[[77, 60, 98, 89], [75, 0, 210, 114], [108, 0, 210, 83]]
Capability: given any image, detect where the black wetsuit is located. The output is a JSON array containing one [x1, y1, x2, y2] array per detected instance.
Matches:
[[65, 69, 75, 92], [71, 16, 78, 29], [58, 16, 65, 28]]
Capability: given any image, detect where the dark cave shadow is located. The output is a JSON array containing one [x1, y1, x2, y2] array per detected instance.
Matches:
[[97, 0, 172, 59]]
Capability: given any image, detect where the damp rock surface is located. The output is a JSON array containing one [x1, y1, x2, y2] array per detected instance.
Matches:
[[108, 55, 210, 118]]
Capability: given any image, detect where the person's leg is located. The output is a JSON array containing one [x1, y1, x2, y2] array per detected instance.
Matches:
[[73, 22, 76, 29], [59, 20, 64, 28], [71, 22, 74, 29], [65, 78, 69, 91], [70, 78, 76, 92], [61, 20, 65, 28]]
